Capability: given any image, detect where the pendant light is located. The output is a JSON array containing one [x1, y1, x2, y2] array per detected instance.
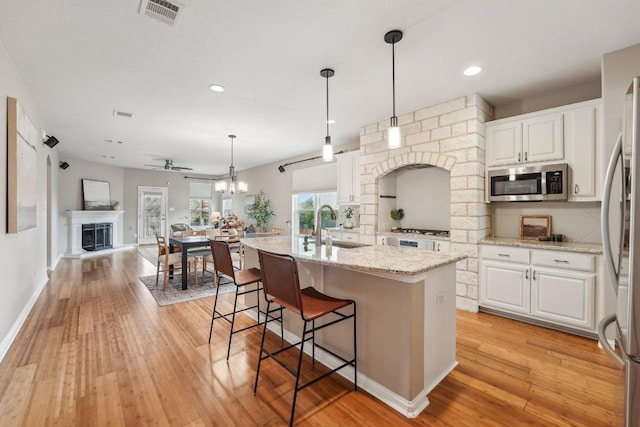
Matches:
[[385, 30, 403, 149], [215, 135, 248, 194], [320, 68, 335, 162]]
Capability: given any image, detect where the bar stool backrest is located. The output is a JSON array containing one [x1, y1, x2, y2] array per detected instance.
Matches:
[[210, 240, 235, 279], [258, 250, 303, 315]]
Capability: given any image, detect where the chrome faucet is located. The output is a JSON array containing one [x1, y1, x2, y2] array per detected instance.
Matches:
[[315, 205, 337, 247]]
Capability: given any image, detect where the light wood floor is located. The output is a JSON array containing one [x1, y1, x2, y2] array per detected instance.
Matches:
[[0, 248, 625, 426]]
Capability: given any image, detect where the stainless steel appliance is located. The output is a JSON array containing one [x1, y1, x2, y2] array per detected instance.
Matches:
[[488, 163, 568, 202], [599, 76, 640, 427]]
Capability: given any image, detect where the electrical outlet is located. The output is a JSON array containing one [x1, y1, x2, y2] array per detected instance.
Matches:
[[436, 292, 445, 304]]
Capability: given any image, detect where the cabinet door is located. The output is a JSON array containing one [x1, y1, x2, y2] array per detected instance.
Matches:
[[336, 153, 353, 204], [479, 261, 530, 314], [566, 103, 601, 201], [434, 241, 450, 252], [522, 113, 564, 163], [531, 268, 595, 330], [486, 122, 523, 167], [341, 232, 359, 242], [351, 152, 360, 203]]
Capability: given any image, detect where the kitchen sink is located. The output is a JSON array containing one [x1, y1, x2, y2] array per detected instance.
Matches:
[[302, 237, 369, 249]]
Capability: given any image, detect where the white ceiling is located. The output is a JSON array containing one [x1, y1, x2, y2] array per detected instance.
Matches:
[[0, 0, 638, 175]]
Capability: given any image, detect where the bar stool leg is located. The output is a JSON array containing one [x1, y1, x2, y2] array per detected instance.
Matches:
[[208, 273, 223, 343], [290, 320, 308, 427], [353, 303, 358, 390], [254, 301, 271, 394], [312, 319, 316, 365], [226, 287, 240, 360]]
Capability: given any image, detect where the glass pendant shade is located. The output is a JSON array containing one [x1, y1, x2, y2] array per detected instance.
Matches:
[[237, 181, 248, 193], [323, 136, 334, 162], [388, 116, 401, 149], [215, 180, 227, 192]]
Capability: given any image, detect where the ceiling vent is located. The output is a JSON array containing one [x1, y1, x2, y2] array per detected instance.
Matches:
[[113, 110, 134, 118], [140, 0, 184, 26]]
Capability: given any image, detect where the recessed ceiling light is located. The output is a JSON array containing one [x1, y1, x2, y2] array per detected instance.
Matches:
[[209, 84, 225, 93], [327, 119, 336, 124], [464, 66, 482, 76]]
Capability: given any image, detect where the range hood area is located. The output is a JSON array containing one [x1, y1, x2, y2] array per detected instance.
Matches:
[[378, 166, 451, 232]]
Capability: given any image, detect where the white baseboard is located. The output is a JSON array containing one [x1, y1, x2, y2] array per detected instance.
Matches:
[[0, 275, 49, 364], [62, 244, 136, 259], [245, 310, 436, 418]]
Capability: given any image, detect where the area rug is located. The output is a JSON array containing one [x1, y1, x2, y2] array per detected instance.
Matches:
[[138, 272, 235, 306]]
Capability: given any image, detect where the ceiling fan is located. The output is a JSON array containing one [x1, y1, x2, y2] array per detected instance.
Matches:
[[144, 159, 193, 171]]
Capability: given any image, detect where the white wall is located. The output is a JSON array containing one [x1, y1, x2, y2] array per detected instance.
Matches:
[[57, 156, 124, 253], [0, 39, 57, 360], [395, 167, 451, 231], [491, 201, 601, 243], [494, 79, 601, 119]]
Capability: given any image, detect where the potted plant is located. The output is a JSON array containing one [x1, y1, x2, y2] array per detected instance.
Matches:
[[343, 206, 355, 229], [247, 190, 276, 232], [390, 208, 404, 229]]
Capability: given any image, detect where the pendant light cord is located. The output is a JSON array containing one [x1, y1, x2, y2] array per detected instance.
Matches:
[[392, 40, 396, 118], [326, 75, 330, 137]]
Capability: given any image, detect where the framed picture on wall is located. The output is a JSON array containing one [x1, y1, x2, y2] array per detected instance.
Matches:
[[520, 215, 552, 240], [244, 195, 255, 214], [82, 179, 112, 210]]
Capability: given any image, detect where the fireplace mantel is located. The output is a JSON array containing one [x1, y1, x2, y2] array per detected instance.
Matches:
[[65, 210, 125, 257]]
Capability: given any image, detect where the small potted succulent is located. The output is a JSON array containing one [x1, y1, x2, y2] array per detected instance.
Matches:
[[343, 206, 355, 229], [390, 208, 404, 229]]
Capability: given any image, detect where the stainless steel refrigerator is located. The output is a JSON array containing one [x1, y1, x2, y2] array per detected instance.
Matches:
[[600, 76, 640, 427]]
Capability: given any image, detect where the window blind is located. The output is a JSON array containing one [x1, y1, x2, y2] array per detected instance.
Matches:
[[291, 163, 337, 193], [189, 182, 212, 198]]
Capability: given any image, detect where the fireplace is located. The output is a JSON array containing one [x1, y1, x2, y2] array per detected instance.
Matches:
[[82, 223, 113, 251]]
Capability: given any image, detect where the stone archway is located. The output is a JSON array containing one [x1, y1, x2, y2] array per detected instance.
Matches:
[[358, 94, 493, 312]]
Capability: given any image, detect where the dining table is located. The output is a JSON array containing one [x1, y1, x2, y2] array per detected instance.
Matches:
[[168, 235, 213, 290], [168, 234, 241, 290]]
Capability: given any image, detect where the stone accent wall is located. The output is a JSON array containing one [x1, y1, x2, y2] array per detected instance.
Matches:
[[359, 94, 493, 312]]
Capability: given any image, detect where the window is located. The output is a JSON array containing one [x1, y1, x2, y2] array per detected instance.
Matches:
[[292, 192, 338, 235], [189, 182, 212, 226]]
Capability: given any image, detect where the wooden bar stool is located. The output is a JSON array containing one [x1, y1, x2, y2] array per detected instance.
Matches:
[[208, 240, 283, 360], [254, 250, 357, 426]]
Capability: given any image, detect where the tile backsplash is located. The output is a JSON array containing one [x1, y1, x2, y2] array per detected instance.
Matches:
[[491, 201, 601, 243]]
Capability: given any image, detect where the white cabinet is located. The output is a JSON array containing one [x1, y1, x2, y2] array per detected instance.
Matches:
[[486, 112, 563, 167], [565, 100, 602, 201], [337, 151, 360, 204], [479, 245, 597, 331], [329, 229, 360, 243], [480, 261, 530, 314], [434, 240, 450, 252], [531, 268, 594, 329]]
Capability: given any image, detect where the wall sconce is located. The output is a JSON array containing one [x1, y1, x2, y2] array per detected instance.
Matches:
[[44, 135, 60, 148], [59, 161, 70, 170]]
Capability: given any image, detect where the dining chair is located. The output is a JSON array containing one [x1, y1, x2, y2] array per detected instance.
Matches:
[[208, 240, 283, 360], [155, 235, 197, 290], [254, 250, 357, 426]]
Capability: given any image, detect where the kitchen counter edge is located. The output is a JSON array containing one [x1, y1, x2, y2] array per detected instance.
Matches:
[[480, 237, 603, 254]]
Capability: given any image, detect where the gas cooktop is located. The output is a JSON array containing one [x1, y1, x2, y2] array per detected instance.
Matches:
[[391, 228, 449, 237]]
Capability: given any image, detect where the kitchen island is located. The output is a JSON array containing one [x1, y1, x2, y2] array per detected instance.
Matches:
[[241, 236, 466, 417]]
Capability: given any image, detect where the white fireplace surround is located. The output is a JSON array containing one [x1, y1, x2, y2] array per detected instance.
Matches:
[[64, 210, 125, 257]]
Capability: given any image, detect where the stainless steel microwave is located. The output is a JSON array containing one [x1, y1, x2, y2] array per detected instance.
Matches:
[[488, 163, 568, 202]]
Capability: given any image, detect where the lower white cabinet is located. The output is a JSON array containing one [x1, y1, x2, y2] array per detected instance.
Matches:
[[329, 229, 360, 243], [480, 261, 530, 314], [434, 240, 450, 252], [531, 268, 594, 329], [479, 245, 596, 331]]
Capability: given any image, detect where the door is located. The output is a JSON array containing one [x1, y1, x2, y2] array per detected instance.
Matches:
[[138, 186, 168, 245], [479, 260, 530, 314]]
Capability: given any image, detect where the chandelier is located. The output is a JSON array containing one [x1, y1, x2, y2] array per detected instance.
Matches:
[[215, 135, 248, 194]]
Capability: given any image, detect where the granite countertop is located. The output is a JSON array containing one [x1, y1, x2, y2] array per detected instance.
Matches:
[[241, 236, 465, 279], [480, 237, 603, 254]]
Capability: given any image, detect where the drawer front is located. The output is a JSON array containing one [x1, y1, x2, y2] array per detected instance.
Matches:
[[480, 245, 530, 264], [342, 233, 358, 242], [531, 250, 595, 272]]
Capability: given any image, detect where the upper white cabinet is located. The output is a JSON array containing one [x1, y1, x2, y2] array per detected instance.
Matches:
[[564, 100, 603, 202], [486, 112, 563, 167], [337, 151, 360, 204]]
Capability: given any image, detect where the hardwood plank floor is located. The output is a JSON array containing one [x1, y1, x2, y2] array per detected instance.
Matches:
[[0, 248, 625, 426]]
